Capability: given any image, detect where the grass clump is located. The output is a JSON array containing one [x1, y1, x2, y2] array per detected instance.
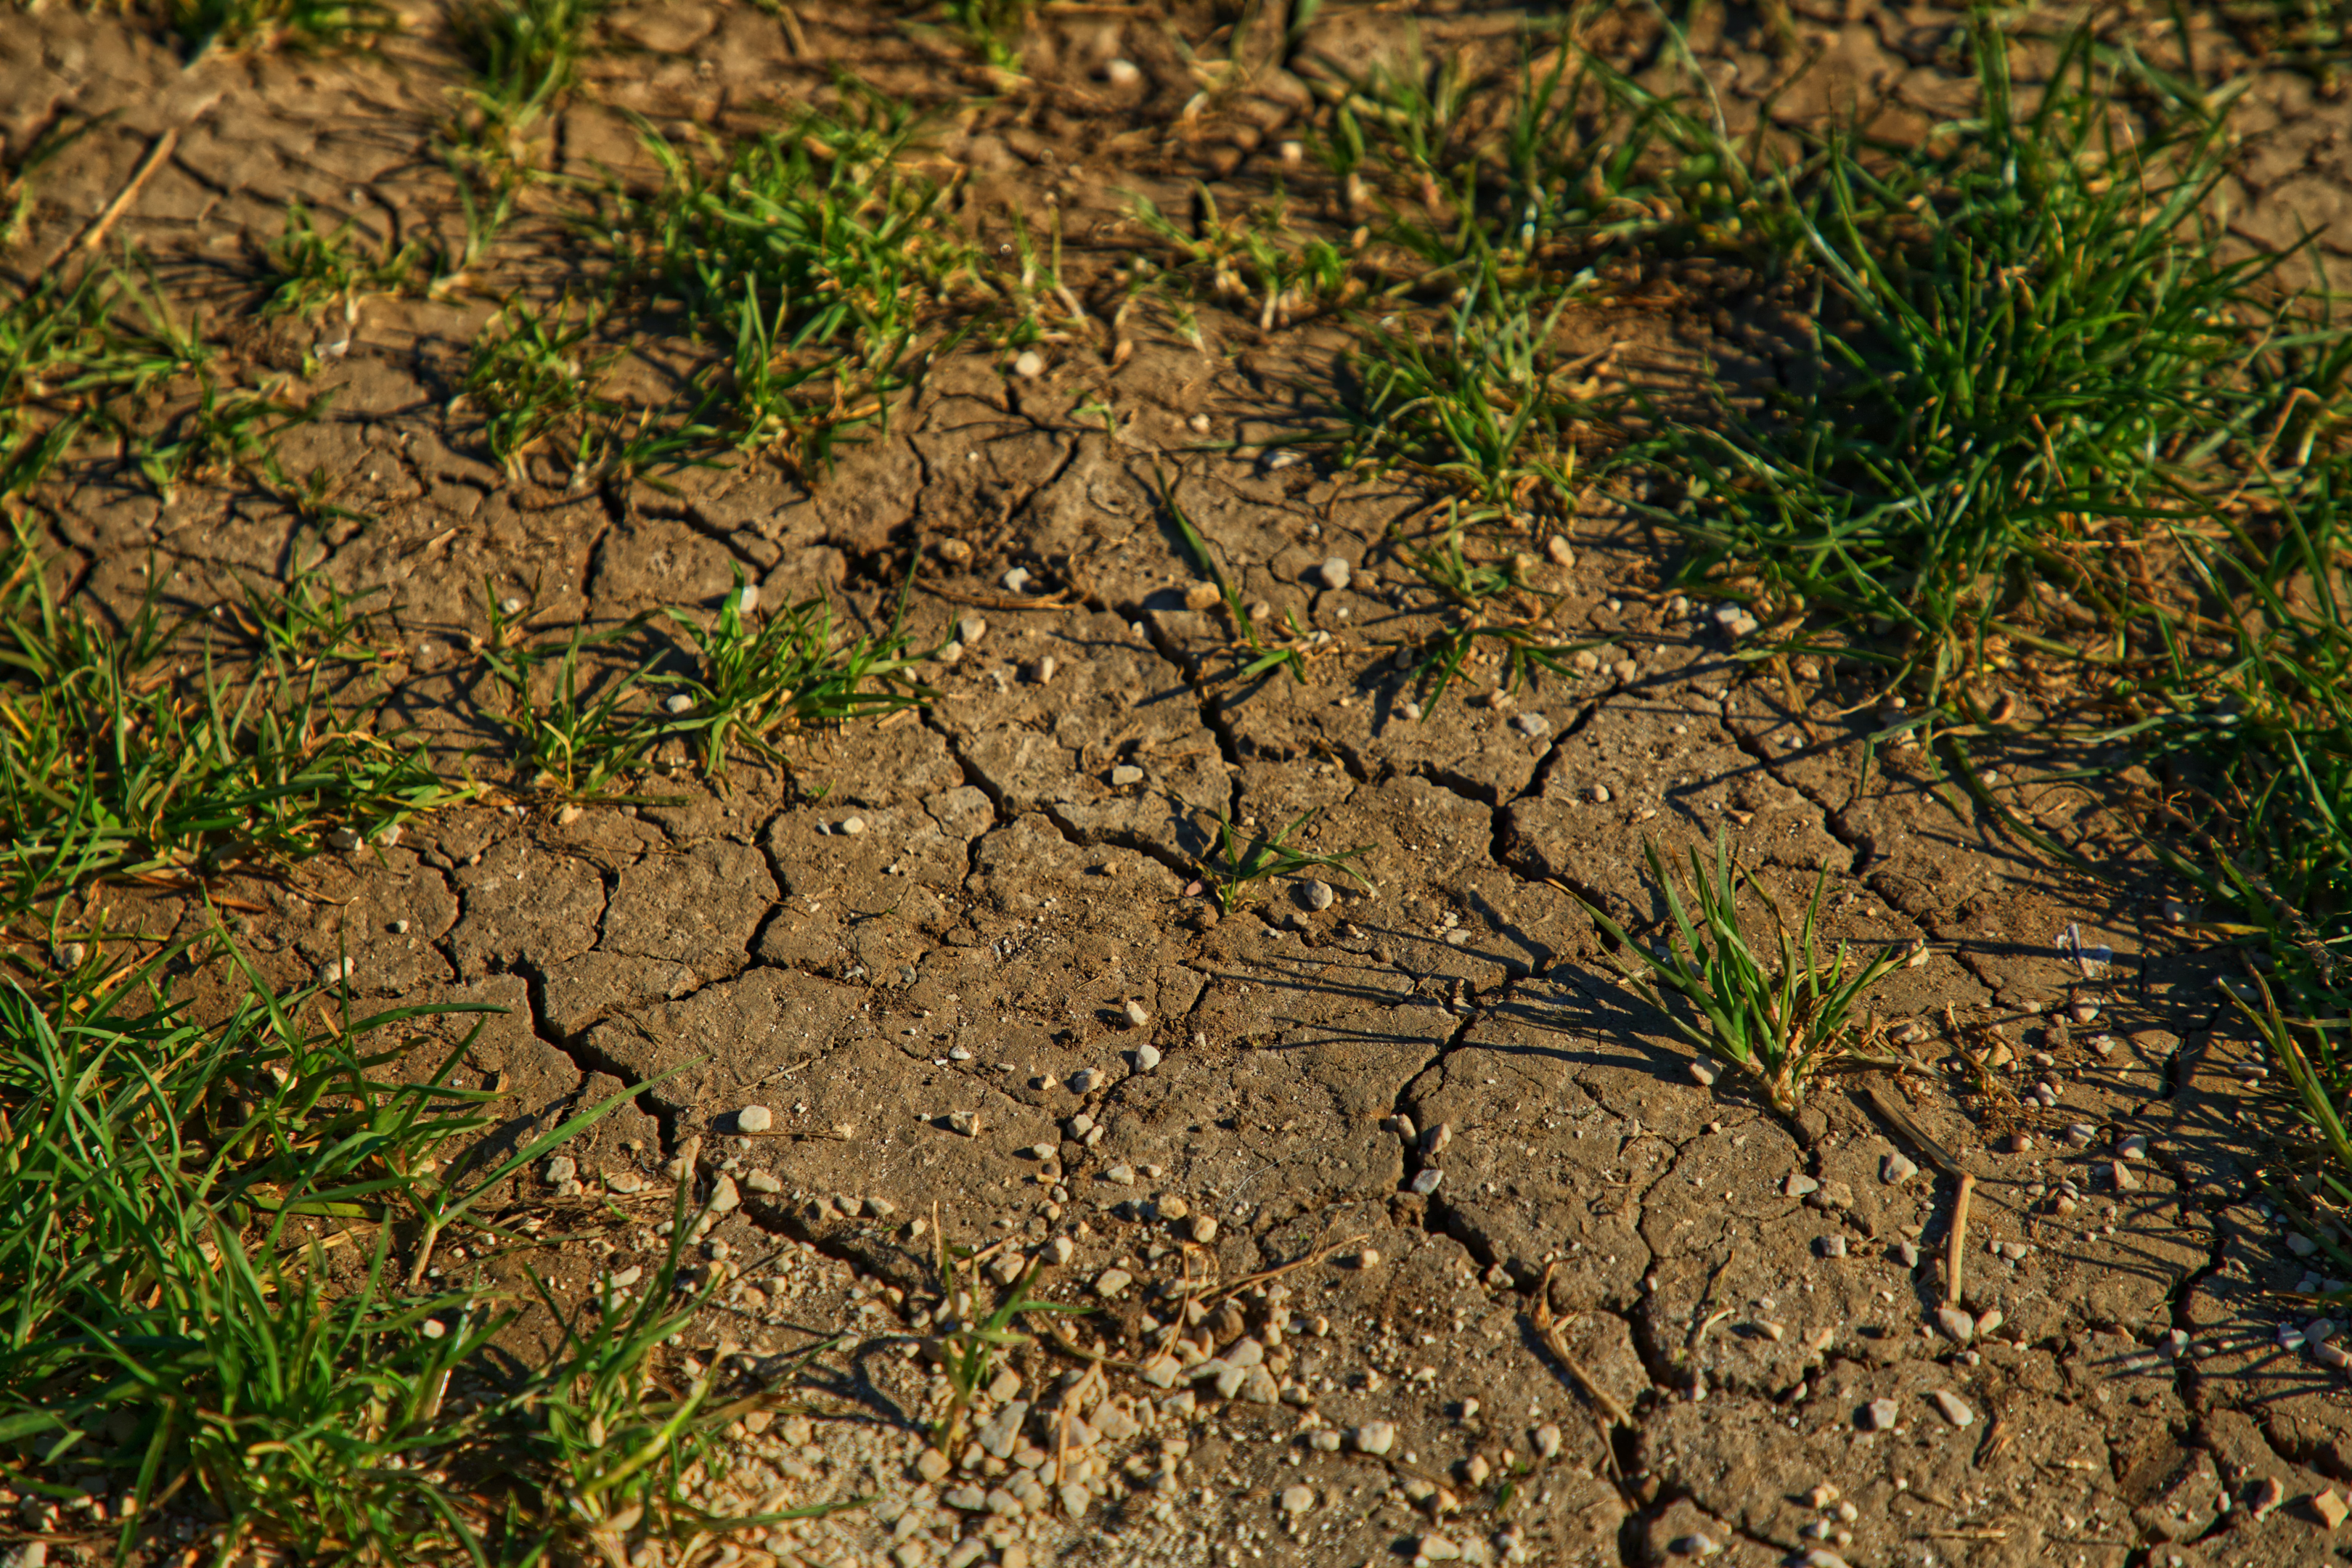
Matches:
[[609, 86, 980, 475], [446, 0, 609, 158], [1649, 22, 2350, 701], [260, 200, 426, 321], [0, 537, 473, 925], [1574, 831, 1914, 1114], [163, 0, 396, 57], [1196, 807, 1374, 916], [0, 952, 812, 1564]]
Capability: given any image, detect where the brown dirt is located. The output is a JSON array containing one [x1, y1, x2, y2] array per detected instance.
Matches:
[[5, 1, 2352, 1566]]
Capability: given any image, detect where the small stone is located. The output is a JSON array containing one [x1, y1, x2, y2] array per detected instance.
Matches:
[[1302, 878, 1336, 911], [1546, 536, 1576, 568], [1935, 1307, 1976, 1344], [1927, 1390, 1975, 1428], [1069, 1069, 1099, 1093], [947, 1111, 980, 1138], [1003, 566, 1034, 593], [388, 918, 411, 935], [327, 825, 362, 852], [1048, 1236, 1074, 1265], [1690, 1059, 1718, 1087], [959, 615, 989, 645], [2316, 1490, 2349, 1529], [1354, 1247, 1381, 1269], [840, 816, 867, 836], [1589, 783, 1612, 804], [942, 1484, 989, 1511], [744, 1171, 781, 1194], [1315, 557, 1352, 591], [1110, 764, 1146, 786], [2250, 1476, 2286, 1520], [545, 1156, 577, 1185], [664, 693, 695, 716], [1784, 1174, 1821, 1198], [1424, 1122, 1453, 1155], [2291, 1233, 2321, 1257], [1533, 1424, 1563, 1459], [1881, 1153, 1918, 1185], [2118, 1133, 2149, 1161], [1135, 1042, 1163, 1071], [1095, 1268, 1132, 1299], [1418, 1536, 1461, 1562], [917, 1448, 951, 1482], [1102, 1164, 1137, 1186], [1124, 999, 1151, 1029], [1977, 1309, 2005, 1336], [1411, 1168, 1445, 1196], [706, 1174, 740, 1214], [1280, 1484, 1314, 1515], [1012, 350, 1045, 378], [317, 957, 354, 986], [1191, 1215, 1219, 1244], [1817, 1236, 1847, 1259], [2065, 1124, 2096, 1148], [1352, 1420, 1397, 1456], [2111, 1160, 2139, 1191], [1103, 56, 1142, 86], [1860, 1399, 1899, 1432], [1667, 1535, 1723, 1557], [1024, 656, 1058, 685], [2069, 997, 2101, 1025], [735, 1105, 773, 1134], [1059, 1482, 1092, 1516]]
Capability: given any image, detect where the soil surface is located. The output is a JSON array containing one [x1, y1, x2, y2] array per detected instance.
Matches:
[[5, 2, 2352, 1566]]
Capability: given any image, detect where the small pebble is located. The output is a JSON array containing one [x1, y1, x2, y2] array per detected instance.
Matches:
[[1895, 1241, 1920, 1267], [1784, 1174, 1820, 1198], [1101, 1164, 1137, 1185], [1025, 656, 1057, 685], [1280, 1483, 1315, 1515], [1069, 1069, 1100, 1093], [1003, 566, 1034, 593], [1588, 784, 1612, 804], [1124, 999, 1151, 1029], [2316, 1489, 2349, 1528], [1012, 350, 1045, 378], [499, 596, 526, 616], [1302, 878, 1336, 911], [1110, 764, 1146, 786], [1859, 1399, 1899, 1432], [1103, 57, 1142, 86], [1881, 1153, 1918, 1185], [706, 1175, 740, 1214], [947, 1111, 980, 1137], [2250, 1476, 2286, 1520], [1354, 1247, 1381, 1269], [840, 816, 867, 836], [1135, 1043, 1163, 1071], [389, 918, 410, 935], [545, 1156, 577, 1185], [1191, 1215, 1219, 1244], [1411, 1168, 1445, 1196], [1816, 1236, 1847, 1259], [1927, 1390, 1975, 1428], [2065, 1123, 2096, 1148], [1315, 557, 1352, 592], [1533, 1424, 1562, 1460], [1095, 1268, 1132, 1299], [1418, 1536, 1460, 1562], [1511, 711, 1550, 738], [736, 1105, 773, 1134], [2118, 1132, 2149, 1161], [1351, 1421, 1397, 1456], [663, 693, 695, 715], [1667, 1535, 1722, 1558], [1689, 1060, 1718, 1087], [1546, 536, 1575, 568], [1935, 1307, 1976, 1344]]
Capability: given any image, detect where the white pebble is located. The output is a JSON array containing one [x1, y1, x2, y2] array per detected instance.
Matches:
[[839, 816, 867, 835], [1110, 764, 1145, 786], [1880, 1153, 1918, 1185], [1280, 1484, 1314, 1514], [1860, 1398, 1899, 1432], [1689, 1059, 1718, 1087], [664, 693, 695, 715], [1003, 566, 1033, 593], [1124, 999, 1151, 1029], [545, 1156, 576, 1184], [1069, 1069, 1099, 1093], [1103, 57, 1142, 86], [1589, 784, 1612, 804], [1315, 556, 1352, 592], [1135, 1043, 1162, 1071], [1012, 350, 1045, 379], [1095, 1267, 1132, 1299], [499, 596, 526, 616], [1351, 1420, 1397, 1456], [736, 1105, 773, 1134], [1927, 1390, 1975, 1428]]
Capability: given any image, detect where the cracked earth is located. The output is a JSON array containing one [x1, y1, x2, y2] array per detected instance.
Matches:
[[10, 1, 2352, 1565]]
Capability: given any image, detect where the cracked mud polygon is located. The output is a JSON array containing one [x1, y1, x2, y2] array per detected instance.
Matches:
[[6, 1, 2352, 1566]]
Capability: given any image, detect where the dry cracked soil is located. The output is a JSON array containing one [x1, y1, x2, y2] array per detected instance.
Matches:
[[9, 1, 2352, 1567]]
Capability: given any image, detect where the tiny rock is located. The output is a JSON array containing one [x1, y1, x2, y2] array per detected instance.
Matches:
[[947, 1111, 980, 1137], [1302, 878, 1336, 911], [1109, 764, 1146, 787], [1315, 557, 1352, 592], [2316, 1490, 2349, 1530], [1418, 1536, 1461, 1562], [1936, 1307, 1977, 1345], [1895, 1242, 1921, 1267], [1095, 1268, 1133, 1299], [1784, 1174, 1821, 1198], [839, 816, 867, 836], [1668, 1534, 1723, 1557], [1353, 1247, 1381, 1269], [1352, 1420, 1397, 1456], [1191, 1215, 1220, 1244], [1881, 1153, 1919, 1185], [1124, 999, 1151, 1029], [1103, 57, 1142, 86], [707, 1175, 740, 1214], [1860, 1398, 1899, 1432], [1280, 1484, 1315, 1515], [2250, 1476, 2286, 1520], [1927, 1390, 1975, 1428], [916, 1448, 951, 1483], [1546, 536, 1576, 568], [1069, 1069, 1100, 1093], [545, 1156, 577, 1185], [2111, 1160, 2139, 1191], [1102, 1164, 1137, 1185], [2118, 1133, 2149, 1161], [1690, 1059, 1718, 1087], [1411, 1169, 1444, 1196], [1817, 1236, 1847, 1259], [1012, 350, 1045, 378], [1534, 1424, 1563, 1460], [663, 693, 695, 716], [1136, 1042, 1163, 1071], [1025, 656, 1058, 685], [735, 1105, 773, 1135]]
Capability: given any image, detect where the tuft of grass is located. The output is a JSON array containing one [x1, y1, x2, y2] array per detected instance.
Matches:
[[463, 296, 619, 480], [933, 0, 1031, 71], [164, 0, 397, 57], [1643, 20, 2351, 703], [0, 533, 475, 924], [608, 85, 980, 474], [447, 0, 610, 158], [0, 947, 819, 1566], [928, 1233, 1087, 1464], [1572, 830, 1914, 1114], [1196, 807, 1374, 915], [0, 267, 210, 499], [1127, 186, 1356, 333], [259, 199, 425, 321]]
